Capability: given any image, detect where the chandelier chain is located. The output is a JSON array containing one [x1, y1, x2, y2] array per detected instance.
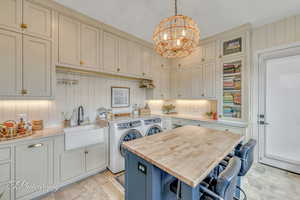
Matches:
[[174, 0, 178, 16]]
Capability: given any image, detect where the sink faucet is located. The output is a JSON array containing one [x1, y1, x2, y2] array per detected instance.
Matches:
[[77, 106, 84, 125]]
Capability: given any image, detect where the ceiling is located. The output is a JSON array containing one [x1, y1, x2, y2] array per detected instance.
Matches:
[[54, 0, 300, 42]]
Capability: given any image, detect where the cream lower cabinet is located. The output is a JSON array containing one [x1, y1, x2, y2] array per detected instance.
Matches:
[[54, 134, 107, 185], [15, 139, 53, 200]]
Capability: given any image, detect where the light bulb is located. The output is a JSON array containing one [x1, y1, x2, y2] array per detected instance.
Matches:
[[177, 39, 181, 46], [163, 33, 168, 40], [182, 29, 186, 36]]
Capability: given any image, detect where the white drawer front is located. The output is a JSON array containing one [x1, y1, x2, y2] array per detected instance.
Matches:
[[0, 147, 11, 162], [0, 163, 10, 183]]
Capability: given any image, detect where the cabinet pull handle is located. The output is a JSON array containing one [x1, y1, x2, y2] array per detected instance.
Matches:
[[117, 68, 120, 72], [219, 55, 222, 59], [21, 89, 28, 95], [28, 143, 43, 148], [20, 24, 28, 29]]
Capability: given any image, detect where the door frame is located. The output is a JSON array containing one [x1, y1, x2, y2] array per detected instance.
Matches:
[[252, 42, 300, 172]]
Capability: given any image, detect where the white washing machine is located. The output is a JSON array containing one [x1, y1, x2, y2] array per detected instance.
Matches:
[[108, 119, 144, 173], [143, 117, 163, 136]]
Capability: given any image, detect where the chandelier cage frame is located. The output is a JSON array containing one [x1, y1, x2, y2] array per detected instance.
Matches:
[[152, 0, 200, 58]]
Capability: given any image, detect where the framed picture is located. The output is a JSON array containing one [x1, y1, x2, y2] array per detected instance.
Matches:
[[223, 37, 242, 56], [111, 87, 130, 108]]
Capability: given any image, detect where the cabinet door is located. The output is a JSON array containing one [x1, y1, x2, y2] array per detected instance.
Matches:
[[0, 29, 22, 96], [127, 41, 142, 76], [103, 32, 118, 72], [0, 183, 11, 200], [141, 47, 152, 78], [59, 148, 85, 182], [0, 0, 22, 32], [15, 139, 53, 199], [202, 41, 216, 62], [86, 143, 107, 172], [59, 15, 81, 66], [160, 62, 170, 99], [23, 0, 52, 39], [179, 66, 193, 99], [203, 62, 217, 98], [80, 24, 99, 69], [192, 65, 204, 98], [23, 36, 51, 97], [118, 37, 128, 74]]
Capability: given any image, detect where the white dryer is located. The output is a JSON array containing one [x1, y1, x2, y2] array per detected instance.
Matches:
[[143, 117, 163, 136], [108, 120, 143, 173]]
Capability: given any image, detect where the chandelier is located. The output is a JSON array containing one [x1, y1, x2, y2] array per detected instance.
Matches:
[[153, 0, 200, 58]]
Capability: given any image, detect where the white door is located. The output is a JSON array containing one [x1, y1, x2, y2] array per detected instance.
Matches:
[[258, 51, 300, 173], [0, 29, 22, 96], [0, 0, 22, 32], [23, 36, 51, 97], [23, 0, 52, 39], [58, 15, 81, 66], [80, 24, 99, 69]]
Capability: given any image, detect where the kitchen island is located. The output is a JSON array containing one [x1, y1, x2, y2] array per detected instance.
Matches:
[[123, 125, 244, 200]]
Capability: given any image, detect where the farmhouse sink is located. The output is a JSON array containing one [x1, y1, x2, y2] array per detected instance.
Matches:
[[64, 124, 105, 150]]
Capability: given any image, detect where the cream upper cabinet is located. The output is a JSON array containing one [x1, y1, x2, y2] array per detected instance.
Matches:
[[0, 29, 22, 96], [80, 24, 100, 69], [202, 62, 217, 98], [23, 0, 52, 39], [127, 41, 142, 76], [23, 36, 51, 97], [118, 37, 129, 74], [159, 61, 170, 99], [141, 47, 152, 79], [201, 41, 216, 63], [59, 15, 81, 67], [0, 0, 22, 32], [192, 65, 204, 98], [15, 139, 53, 199], [103, 32, 119, 72]]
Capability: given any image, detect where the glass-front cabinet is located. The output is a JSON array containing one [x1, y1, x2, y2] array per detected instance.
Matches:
[[220, 56, 246, 121]]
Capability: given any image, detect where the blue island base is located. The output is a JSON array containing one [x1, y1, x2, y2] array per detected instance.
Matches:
[[125, 151, 241, 200]]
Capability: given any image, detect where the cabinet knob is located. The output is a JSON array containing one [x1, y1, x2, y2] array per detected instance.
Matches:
[[85, 151, 88, 154], [20, 23, 28, 29], [161, 64, 164, 68], [219, 55, 222, 59], [201, 58, 205, 62], [21, 89, 28, 95], [225, 129, 229, 131], [201, 94, 204, 97], [80, 61, 84, 65], [117, 68, 120, 72]]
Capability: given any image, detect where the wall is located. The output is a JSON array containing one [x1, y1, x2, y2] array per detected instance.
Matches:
[[147, 99, 217, 116], [0, 72, 146, 127]]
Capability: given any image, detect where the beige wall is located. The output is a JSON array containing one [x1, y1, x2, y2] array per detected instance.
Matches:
[[252, 15, 300, 52], [0, 72, 146, 127]]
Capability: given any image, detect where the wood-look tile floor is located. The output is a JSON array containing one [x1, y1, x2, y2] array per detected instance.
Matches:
[[41, 163, 300, 200]]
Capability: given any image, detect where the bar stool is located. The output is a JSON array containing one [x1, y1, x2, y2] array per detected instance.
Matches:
[[169, 157, 241, 200]]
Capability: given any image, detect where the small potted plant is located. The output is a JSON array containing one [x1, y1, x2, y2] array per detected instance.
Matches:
[[162, 104, 176, 114]]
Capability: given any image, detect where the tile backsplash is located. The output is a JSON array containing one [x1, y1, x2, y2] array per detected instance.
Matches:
[[147, 99, 217, 116], [0, 72, 146, 127]]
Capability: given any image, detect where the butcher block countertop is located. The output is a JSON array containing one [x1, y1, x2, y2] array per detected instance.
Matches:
[[123, 125, 244, 187]]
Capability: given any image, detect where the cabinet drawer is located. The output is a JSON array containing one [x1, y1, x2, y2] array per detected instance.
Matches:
[[0, 183, 11, 200], [0, 147, 11, 162], [0, 163, 10, 183]]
